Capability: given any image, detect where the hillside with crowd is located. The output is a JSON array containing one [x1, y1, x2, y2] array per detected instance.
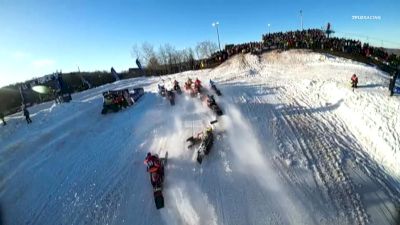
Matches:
[[204, 29, 399, 74]]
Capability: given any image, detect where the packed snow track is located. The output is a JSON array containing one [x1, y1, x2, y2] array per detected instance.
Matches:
[[1, 50, 399, 225]]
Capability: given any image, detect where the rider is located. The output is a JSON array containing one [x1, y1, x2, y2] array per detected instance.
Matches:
[[206, 95, 216, 106], [209, 79, 215, 87], [185, 78, 193, 90], [158, 84, 166, 95], [144, 152, 163, 186], [173, 80, 180, 91], [194, 78, 201, 87], [351, 74, 358, 88], [195, 127, 213, 140]]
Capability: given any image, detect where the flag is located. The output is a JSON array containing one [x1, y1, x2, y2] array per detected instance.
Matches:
[[135, 58, 146, 76], [111, 67, 120, 81], [136, 58, 142, 70]]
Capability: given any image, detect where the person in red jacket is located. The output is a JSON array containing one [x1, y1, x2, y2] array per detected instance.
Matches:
[[144, 153, 163, 187], [351, 74, 358, 88], [194, 78, 202, 93], [194, 78, 202, 88]]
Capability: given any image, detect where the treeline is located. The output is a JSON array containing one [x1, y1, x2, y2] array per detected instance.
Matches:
[[131, 41, 220, 75]]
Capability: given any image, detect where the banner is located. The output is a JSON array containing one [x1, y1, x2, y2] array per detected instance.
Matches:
[[111, 67, 120, 81]]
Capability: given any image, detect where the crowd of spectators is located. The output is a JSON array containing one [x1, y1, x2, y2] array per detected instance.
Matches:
[[204, 28, 399, 71]]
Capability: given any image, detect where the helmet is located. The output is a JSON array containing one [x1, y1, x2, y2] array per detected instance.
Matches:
[[147, 152, 151, 157], [206, 127, 212, 133]]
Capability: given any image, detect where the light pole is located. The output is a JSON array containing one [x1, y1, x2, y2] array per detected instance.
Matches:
[[300, 10, 303, 30], [212, 21, 221, 51], [268, 23, 271, 35]]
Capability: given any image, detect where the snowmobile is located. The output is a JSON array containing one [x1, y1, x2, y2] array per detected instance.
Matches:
[[202, 94, 223, 116], [130, 88, 145, 103], [147, 152, 168, 209], [158, 84, 166, 97], [173, 81, 182, 94], [187, 128, 214, 164], [101, 88, 144, 114], [194, 80, 202, 94], [184, 81, 196, 97], [209, 80, 222, 96], [166, 89, 175, 106]]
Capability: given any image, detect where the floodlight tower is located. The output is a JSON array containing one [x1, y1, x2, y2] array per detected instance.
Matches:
[[212, 22, 221, 51]]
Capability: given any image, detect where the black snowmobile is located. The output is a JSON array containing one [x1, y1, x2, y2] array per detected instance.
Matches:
[[173, 81, 182, 94], [149, 152, 168, 209], [187, 128, 214, 164], [166, 90, 175, 106], [204, 95, 223, 116], [158, 84, 166, 97], [209, 80, 222, 96]]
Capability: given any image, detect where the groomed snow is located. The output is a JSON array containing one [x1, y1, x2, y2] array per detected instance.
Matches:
[[1, 49, 399, 225]]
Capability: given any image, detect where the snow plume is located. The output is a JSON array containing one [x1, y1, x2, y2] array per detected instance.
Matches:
[[161, 181, 218, 225], [223, 104, 305, 224], [223, 105, 279, 190]]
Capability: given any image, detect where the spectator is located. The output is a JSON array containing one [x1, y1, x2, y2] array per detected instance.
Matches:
[[389, 72, 398, 96], [351, 74, 359, 88], [22, 106, 32, 124], [0, 112, 6, 126]]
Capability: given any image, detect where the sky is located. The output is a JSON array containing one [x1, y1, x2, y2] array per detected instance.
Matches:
[[0, 0, 399, 87]]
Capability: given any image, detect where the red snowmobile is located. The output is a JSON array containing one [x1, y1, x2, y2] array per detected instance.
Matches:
[[144, 152, 168, 209]]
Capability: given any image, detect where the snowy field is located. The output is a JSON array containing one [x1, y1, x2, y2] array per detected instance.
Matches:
[[1, 50, 399, 225]]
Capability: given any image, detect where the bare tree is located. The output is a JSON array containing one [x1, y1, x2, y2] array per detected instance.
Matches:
[[141, 42, 156, 66], [158, 44, 172, 73], [195, 41, 218, 59], [147, 56, 160, 69], [131, 44, 142, 60]]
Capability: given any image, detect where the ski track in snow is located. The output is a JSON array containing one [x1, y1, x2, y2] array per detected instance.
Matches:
[[1, 50, 400, 225]]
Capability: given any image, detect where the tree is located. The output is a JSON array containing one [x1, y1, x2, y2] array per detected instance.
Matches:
[[195, 41, 218, 59], [141, 42, 156, 67], [131, 44, 142, 61]]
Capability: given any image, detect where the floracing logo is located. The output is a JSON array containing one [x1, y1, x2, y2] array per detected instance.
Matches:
[[352, 15, 381, 20]]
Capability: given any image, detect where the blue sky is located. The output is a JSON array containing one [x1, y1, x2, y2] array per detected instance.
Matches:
[[1, 0, 399, 87]]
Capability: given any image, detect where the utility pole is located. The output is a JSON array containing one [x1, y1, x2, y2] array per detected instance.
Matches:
[[300, 10, 303, 30]]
